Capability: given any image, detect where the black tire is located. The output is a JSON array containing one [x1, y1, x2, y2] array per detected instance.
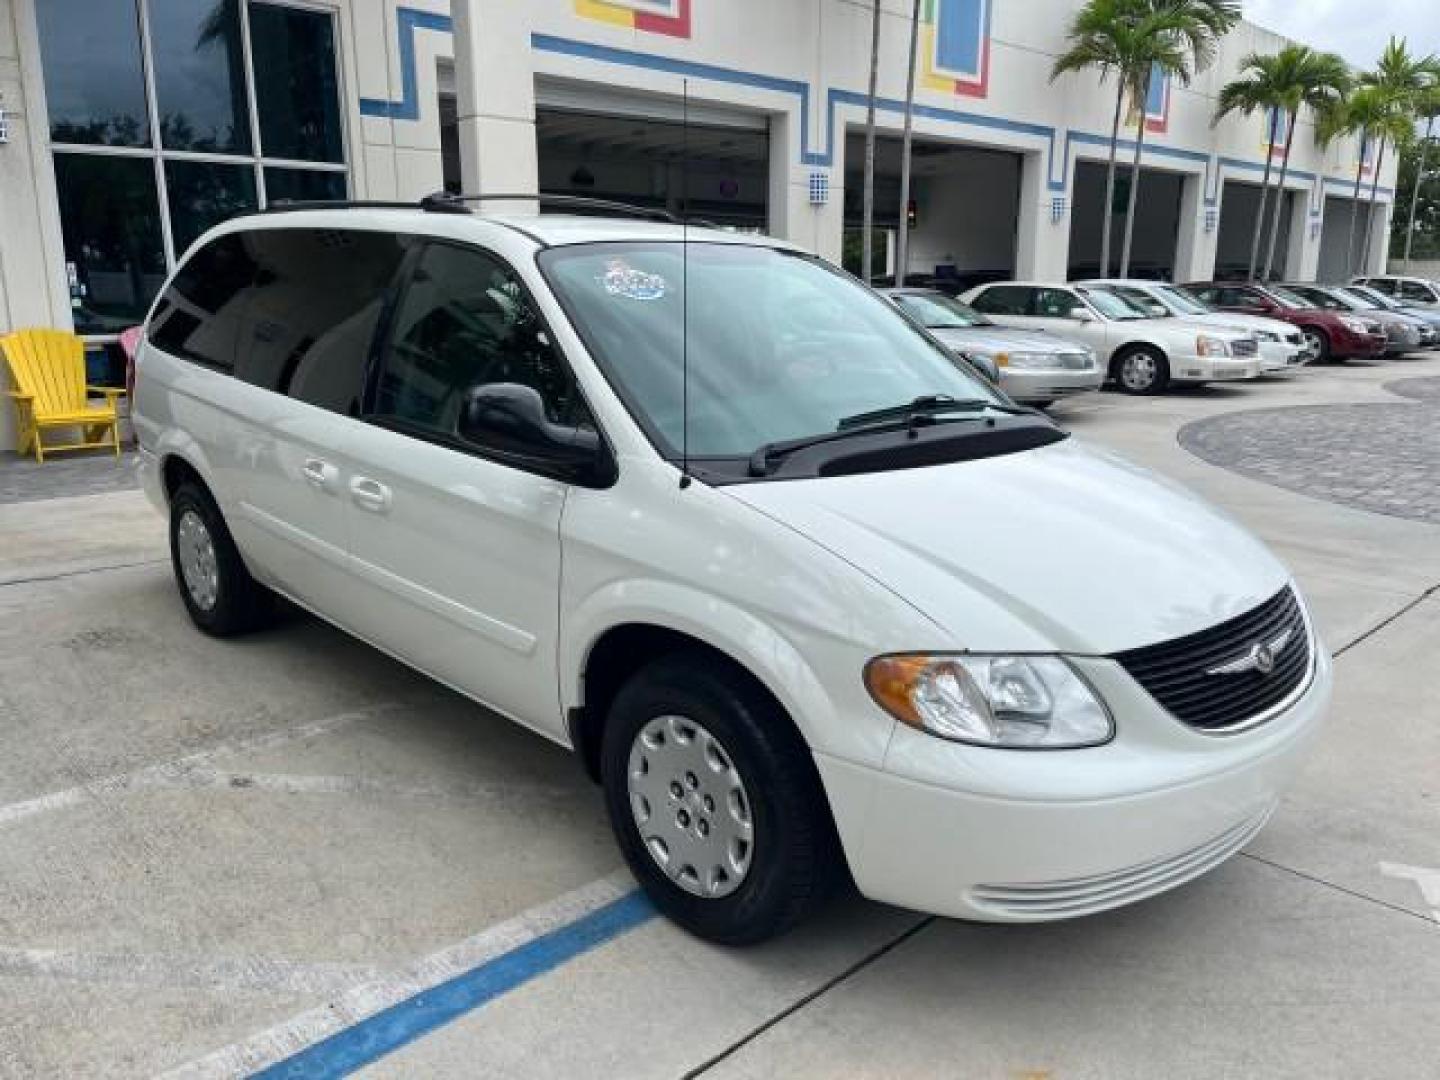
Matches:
[[169, 482, 271, 637], [1112, 345, 1170, 395], [1301, 327, 1332, 363], [600, 652, 839, 945]]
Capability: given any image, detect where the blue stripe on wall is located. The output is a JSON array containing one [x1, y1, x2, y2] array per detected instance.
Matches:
[[363, 7, 1392, 202]]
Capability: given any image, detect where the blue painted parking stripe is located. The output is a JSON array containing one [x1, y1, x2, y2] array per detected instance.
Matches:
[[254, 891, 655, 1079]]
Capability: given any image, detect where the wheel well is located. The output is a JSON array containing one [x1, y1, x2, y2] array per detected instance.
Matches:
[[569, 624, 791, 783], [161, 456, 207, 503]]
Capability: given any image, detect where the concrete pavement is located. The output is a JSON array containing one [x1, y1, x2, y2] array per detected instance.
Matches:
[[0, 356, 1436, 1078]]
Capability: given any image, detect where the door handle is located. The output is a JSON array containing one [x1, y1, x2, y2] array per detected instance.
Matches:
[[301, 458, 339, 492], [349, 476, 392, 514]]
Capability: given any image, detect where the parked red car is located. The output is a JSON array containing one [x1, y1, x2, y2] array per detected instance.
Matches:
[[1182, 282, 1387, 362]]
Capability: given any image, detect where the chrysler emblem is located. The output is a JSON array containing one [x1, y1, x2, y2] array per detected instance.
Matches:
[[1206, 627, 1292, 677]]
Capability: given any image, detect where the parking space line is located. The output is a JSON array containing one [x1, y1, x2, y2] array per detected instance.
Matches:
[[0, 557, 169, 589], [126, 768, 575, 803], [0, 947, 388, 996], [0, 703, 404, 828], [159, 870, 651, 1080]]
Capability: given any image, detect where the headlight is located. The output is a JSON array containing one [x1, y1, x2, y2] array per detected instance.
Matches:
[[994, 351, 1062, 370], [1339, 316, 1369, 334], [1196, 335, 1232, 357], [864, 654, 1114, 749], [1256, 330, 1280, 342]]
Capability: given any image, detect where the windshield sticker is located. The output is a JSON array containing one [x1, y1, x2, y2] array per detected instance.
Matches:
[[599, 260, 668, 301]]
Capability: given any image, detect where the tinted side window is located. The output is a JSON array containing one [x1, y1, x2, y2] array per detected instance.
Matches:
[[148, 233, 258, 372], [1188, 286, 1221, 306], [232, 227, 411, 413], [1218, 288, 1256, 308], [971, 286, 1032, 316], [1034, 289, 1077, 318], [374, 242, 584, 443], [1399, 281, 1434, 302]]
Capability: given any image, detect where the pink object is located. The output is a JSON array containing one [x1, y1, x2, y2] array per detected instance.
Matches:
[[119, 326, 143, 446]]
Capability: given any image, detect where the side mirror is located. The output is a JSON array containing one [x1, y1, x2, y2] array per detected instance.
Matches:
[[457, 383, 610, 483], [1069, 306, 1095, 322]]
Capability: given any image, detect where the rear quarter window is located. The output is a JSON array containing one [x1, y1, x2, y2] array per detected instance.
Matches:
[[147, 233, 258, 373]]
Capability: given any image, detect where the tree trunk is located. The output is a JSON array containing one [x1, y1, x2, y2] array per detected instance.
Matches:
[[1249, 111, 1278, 281], [1101, 87, 1124, 278], [1261, 112, 1298, 281], [1403, 116, 1434, 271], [895, 0, 921, 288], [861, 0, 882, 283], [1345, 132, 1368, 279], [1363, 138, 1388, 275], [1118, 72, 1151, 279]]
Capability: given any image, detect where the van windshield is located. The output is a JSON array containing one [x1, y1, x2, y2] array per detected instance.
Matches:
[[539, 242, 1006, 461]]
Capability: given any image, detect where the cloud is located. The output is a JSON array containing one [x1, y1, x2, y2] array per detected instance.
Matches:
[[1245, 0, 1440, 68]]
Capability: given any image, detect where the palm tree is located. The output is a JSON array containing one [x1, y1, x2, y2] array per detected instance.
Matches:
[[1362, 38, 1440, 272], [1322, 85, 1412, 278], [1402, 87, 1440, 269], [1051, 0, 1239, 279], [895, 0, 922, 287], [861, 0, 882, 283], [1217, 48, 1349, 281]]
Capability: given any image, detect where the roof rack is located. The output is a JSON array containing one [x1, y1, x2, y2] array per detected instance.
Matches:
[[259, 192, 717, 226]]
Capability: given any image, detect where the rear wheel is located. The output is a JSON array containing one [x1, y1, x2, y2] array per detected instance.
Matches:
[[169, 483, 271, 636], [1114, 346, 1170, 395], [600, 653, 838, 945]]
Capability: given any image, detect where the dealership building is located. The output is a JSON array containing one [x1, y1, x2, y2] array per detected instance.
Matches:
[[0, 0, 1397, 450]]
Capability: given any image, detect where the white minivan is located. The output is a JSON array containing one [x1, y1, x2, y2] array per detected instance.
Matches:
[[135, 204, 1330, 944]]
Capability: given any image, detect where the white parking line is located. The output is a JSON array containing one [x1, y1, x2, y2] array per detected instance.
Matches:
[[1380, 862, 1440, 923], [0, 947, 388, 996], [158, 870, 639, 1079], [0, 702, 404, 828], [126, 768, 576, 803]]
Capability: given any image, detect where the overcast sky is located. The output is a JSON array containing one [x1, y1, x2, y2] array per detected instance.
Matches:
[[1245, 0, 1440, 69]]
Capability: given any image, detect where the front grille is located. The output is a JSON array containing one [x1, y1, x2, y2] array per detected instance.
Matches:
[[1231, 339, 1259, 358], [1112, 586, 1311, 731]]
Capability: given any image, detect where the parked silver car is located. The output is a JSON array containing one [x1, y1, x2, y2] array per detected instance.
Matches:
[[882, 289, 1103, 405]]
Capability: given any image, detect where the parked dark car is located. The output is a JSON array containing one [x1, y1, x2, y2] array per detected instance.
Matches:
[[1181, 282, 1387, 362], [1279, 283, 1431, 355]]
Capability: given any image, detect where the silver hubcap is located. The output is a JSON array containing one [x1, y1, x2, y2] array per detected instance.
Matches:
[[1121, 353, 1157, 390], [627, 715, 754, 898], [1304, 332, 1324, 357], [176, 510, 220, 611]]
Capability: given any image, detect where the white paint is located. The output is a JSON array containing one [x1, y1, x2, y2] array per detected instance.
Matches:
[[158, 870, 639, 1080], [1380, 862, 1440, 923], [0, 947, 387, 996], [0, 703, 403, 828]]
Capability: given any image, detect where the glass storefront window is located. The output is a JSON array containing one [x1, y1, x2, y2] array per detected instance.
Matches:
[[165, 161, 259, 256], [37, 0, 150, 146], [149, 0, 252, 154], [250, 3, 344, 163], [38, 0, 349, 323], [264, 168, 347, 204], [52, 154, 167, 333]]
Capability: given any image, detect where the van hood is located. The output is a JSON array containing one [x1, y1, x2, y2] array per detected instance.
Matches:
[[728, 438, 1289, 655]]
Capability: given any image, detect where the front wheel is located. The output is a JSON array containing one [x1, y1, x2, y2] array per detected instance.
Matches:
[[600, 654, 838, 945], [1301, 327, 1332, 363], [1114, 346, 1170, 395]]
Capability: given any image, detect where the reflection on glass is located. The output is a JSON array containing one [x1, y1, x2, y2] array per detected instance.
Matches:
[[37, 0, 149, 146], [250, 3, 344, 163], [53, 153, 166, 333], [165, 161, 258, 255], [149, 0, 251, 153], [264, 168, 347, 206]]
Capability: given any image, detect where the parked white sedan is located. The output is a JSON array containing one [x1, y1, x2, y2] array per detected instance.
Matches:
[[1081, 279, 1310, 373], [962, 281, 1262, 394]]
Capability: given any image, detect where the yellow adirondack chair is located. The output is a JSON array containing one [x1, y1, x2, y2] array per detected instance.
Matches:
[[1, 328, 125, 462]]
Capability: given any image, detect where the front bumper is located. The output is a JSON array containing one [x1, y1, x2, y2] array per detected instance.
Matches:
[[817, 645, 1331, 922], [1171, 355, 1262, 383], [1001, 366, 1104, 403], [1258, 342, 1304, 373], [1333, 328, 1388, 357]]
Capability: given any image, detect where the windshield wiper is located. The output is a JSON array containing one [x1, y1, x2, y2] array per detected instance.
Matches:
[[747, 396, 1030, 478], [835, 394, 1002, 431]]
